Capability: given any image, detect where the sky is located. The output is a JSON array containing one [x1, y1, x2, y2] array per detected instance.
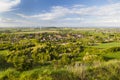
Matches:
[[0, 0, 120, 27]]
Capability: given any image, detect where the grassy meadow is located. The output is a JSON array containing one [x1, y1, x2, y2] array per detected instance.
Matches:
[[0, 27, 120, 80]]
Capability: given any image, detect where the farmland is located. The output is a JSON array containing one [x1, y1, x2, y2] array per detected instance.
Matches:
[[0, 27, 120, 80]]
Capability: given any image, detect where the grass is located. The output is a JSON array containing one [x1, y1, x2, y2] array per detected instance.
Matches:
[[89, 42, 120, 61], [0, 65, 75, 80], [14, 30, 59, 34], [0, 50, 9, 56], [93, 42, 120, 48], [103, 52, 120, 61], [67, 60, 120, 80]]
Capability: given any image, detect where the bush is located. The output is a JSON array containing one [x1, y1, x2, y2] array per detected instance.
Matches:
[[0, 54, 9, 69], [0, 68, 20, 80], [83, 52, 103, 63], [6, 49, 33, 71]]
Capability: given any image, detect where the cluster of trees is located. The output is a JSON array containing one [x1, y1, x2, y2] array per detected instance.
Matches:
[[0, 28, 120, 80], [4, 42, 84, 71], [0, 29, 120, 71]]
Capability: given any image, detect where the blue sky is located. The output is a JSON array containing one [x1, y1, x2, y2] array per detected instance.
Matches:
[[0, 0, 120, 27], [16, 0, 108, 14]]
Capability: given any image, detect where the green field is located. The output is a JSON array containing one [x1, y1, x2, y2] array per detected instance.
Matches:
[[93, 42, 120, 48], [0, 28, 120, 80]]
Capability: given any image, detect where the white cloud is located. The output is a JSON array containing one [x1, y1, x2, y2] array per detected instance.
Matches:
[[0, 17, 39, 27], [17, 3, 120, 20], [0, 0, 20, 13], [0, 18, 15, 23], [17, 6, 70, 20], [72, 4, 85, 8], [107, 0, 120, 3], [63, 18, 84, 21], [16, 13, 29, 18], [2, 1, 120, 27]]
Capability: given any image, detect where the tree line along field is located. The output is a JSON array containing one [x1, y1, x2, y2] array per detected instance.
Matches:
[[0, 27, 120, 80]]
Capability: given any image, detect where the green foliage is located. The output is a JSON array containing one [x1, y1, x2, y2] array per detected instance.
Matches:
[[0, 54, 9, 69], [0, 68, 20, 80], [83, 52, 103, 62], [0, 43, 11, 50], [59, 54, 71, 65], [0, 28, 120, 80], [6, 49, 33, 71], [102, 52, 120, 61], [105, 46, 120, 53], [9, 41, 35, 51]]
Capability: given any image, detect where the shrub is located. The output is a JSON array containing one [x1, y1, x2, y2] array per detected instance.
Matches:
[[6, 49, 33, 71], [0, 54, 9, 69], [0, 68, 20, 80], [83, 52, 103, 63]]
